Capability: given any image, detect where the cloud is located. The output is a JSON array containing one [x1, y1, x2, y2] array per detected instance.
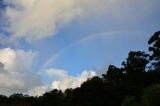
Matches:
[[26, 85, 49, 96], [1, 0, 111, 42], [0, 48, 42, 96], [2, 0, 159, 41], [0, 0, 156, 41], [46, 69, 68, 78], [0, 33, 19, 48], [46, 69, 97, 91], [3, 0, 83, 41]]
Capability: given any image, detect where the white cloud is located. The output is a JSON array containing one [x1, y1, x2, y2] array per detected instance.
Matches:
[[0, 48, 35, 72], [26, 85, 49, 96], [4, 0, 83, 41], [46, 68, 68, 77], [46, 69, 97, 91], [1, 0, 158, 41], [0, 48, 42, 96]]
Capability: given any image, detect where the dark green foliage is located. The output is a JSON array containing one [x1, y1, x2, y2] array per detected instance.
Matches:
[[67, 76, 122, 106], [148, 31, 160, 60], [148, 31, 160, 70], [122, 51, 149, 86], [128, 84, 160, 106], [122, 51, 149, 75], [103, 65, 123, 82], [141, 84, 160, 106], [39, 89, 64, 106], [122, 96, 136, 106], [0, 95, 8, 103], [0, 31, 160, 106]]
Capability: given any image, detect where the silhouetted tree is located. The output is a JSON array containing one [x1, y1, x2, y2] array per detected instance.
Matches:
[[69, 76, 122, 106], [122, 51, 149, 85], [148, 31, 160, 70], [0, 94, 8, 104], [39, 89, 64, 106], [147, 31, 160, 84], [102, 65, 123, 83]]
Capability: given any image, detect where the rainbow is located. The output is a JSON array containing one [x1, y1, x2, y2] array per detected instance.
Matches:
[[40, 30, 142, 71]]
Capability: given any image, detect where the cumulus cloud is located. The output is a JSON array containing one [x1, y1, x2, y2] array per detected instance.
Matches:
[[46, 69, 97, 91], [0, 48, 42, 95], [2, 0, 158, 41]]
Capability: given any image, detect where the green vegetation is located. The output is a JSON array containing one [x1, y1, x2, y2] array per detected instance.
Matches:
[[0, 31, 160, 106]]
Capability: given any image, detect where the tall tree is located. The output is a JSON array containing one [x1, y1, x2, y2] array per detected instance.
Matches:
[[102, 65, 123, 82], [122, 51, 149, 86], [148, 31, 160, 70]]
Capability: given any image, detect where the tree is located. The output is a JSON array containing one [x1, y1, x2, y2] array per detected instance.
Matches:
[[140, 84, 160, 106], [122, 95, 136, 106], [40, 89, 64, 106], [148, 31, 160, 70], [122, 51, 149, 85], [102, 65, 123, 82], [0, 94, 8, 104]]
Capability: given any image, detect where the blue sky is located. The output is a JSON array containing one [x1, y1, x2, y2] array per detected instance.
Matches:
[[0, 0, 160, 96]]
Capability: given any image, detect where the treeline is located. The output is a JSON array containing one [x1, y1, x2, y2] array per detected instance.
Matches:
[[0, 31, 160, 106]]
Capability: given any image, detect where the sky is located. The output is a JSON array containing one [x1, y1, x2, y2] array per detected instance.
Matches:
[[0, 0, 160, 96]]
